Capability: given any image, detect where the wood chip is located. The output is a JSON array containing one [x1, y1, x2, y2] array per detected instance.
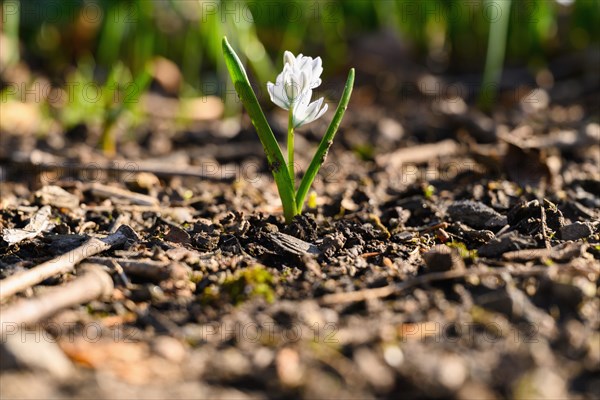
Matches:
[[2, 205, 54, 245], [34, 186, 79, 209], [0, 225, 137, 300], [0, 264, 114, 328], [268, 232, 320, 257], [88, 182, 159, 206]]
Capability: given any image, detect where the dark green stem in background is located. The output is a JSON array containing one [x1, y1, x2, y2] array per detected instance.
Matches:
[[478, 0, 512, 112]]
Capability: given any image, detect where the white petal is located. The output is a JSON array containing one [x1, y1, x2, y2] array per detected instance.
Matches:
[[314, 101, 328, 120], [300, 70, 310, 93], [293, 89, 312, 112], [267, 81, 289, 110], [291, 90, 311, 121], [310, 58, 323, 88], [281, 65, 294, 101], [312, 57, 322, 75], [293, 95, 327, 128], [284, 51, 295, 66], [304, 97, 324, 123], [296, 55, 310, 70], [304, 97, 322, 119]]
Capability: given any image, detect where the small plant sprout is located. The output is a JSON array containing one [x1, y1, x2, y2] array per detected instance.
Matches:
[[222, 37, 354, 223]]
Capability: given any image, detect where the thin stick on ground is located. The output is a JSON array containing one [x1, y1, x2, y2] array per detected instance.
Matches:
[[375, 139, 461, 170], [88, 182, 159, 206], [86, 257, 189, 283], [0, 264, 113, 329], [540, 199, 552, 250], [317, 265, 552, 305], [0, 225, 137, 301], [3, 156, 237, 182]]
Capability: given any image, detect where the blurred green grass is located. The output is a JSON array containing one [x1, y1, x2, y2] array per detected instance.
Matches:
[[1, 0, 598, 150], [8, 0, 599, 85]]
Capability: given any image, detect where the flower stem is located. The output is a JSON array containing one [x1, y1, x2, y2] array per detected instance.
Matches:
[[287, 108, 295, 189], [222, 37, 297, 223]]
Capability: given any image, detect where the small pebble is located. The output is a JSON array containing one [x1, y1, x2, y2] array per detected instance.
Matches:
[[559, 222, 593, 241], [276, 348, 303, 387], [151, 336, 186, 363], [383, 345, 404, 367], [447, 200, 507, 230], [436, 355, 467, 390], [423, 244, 465, 272]]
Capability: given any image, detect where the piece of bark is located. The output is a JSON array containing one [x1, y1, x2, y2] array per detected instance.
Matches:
[[502, 242, 590, 263], [0, 264, 113, 328], [109, 213, 131, 234], [446, 200, 507, 230], [521, 124, 600, 150], [0, 225, 137, 300], [87, 257, 189, 283], [477, 231, 537, 258], [34, 185, 79, 209], [550, 242, 591, 262], [559, 222, 593, 241], [6, 151, 235, 182], [87, 182, 159, 206], [502, 248, 553, 262], [2, 205, 54, 245], [503, 142, 552, 189], [268, 232, 320, 257]]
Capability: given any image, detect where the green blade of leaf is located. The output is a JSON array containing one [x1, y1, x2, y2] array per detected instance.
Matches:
[[222, 37, 297, 221], [127, 66, 153, 105], [296, 68, 355, 211]]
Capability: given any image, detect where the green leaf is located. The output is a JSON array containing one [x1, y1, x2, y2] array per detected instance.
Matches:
[[222, 37, 297, 222], [296, 68, 355, 211], [478, 0, 512, 111]]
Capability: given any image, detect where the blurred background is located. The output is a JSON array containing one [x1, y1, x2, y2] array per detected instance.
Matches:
[[0, 0, 598, 157]]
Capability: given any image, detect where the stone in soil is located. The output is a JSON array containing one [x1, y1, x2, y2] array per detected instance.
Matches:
[[559, 222, 593, 241], [446, 200, 507, 230], [423, 244, 466, 272], [478, 231, 536, 258]]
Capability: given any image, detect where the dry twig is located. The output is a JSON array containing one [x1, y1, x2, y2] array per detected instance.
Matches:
[[88, 182, 159, 206], [87, 257, 189, 282], [375, 139, 460, 170], [4, 154, 235, 181], [0, 264, 113, 329], [0, 225, 137, 301]]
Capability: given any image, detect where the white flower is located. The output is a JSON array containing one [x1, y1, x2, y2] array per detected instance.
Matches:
[[267, 51, 328, 128], [291, 90, 328, 128], [283, 51, 323, 89]]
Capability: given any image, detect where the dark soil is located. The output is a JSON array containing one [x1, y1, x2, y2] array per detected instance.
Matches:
[[1, 53, 599, 399]]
